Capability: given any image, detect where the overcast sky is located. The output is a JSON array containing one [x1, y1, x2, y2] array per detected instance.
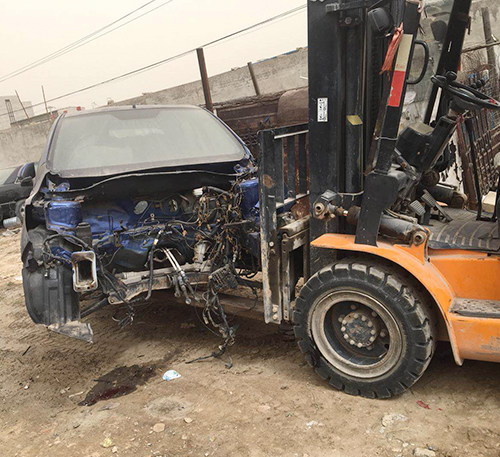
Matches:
[[0, 0, 307, 115]]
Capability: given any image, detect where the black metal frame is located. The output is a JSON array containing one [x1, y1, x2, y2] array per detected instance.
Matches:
[[355, 0, 423, 245], [258, 124, 309, 324]]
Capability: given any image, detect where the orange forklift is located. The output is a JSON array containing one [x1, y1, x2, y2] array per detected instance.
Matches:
[[258, 0, 500, 398]]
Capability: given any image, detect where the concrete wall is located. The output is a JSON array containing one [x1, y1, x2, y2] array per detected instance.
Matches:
[[0, 122, 50, 168], [0, 96, 35, 132], [116, 48, 308, 107]]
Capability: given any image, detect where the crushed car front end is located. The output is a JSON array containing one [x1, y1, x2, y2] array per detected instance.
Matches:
[[21, 106, 260, 342]]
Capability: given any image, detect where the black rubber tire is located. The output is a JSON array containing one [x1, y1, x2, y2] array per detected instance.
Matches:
[[293, 259, 437, 399], [15, 199, 25, 222]]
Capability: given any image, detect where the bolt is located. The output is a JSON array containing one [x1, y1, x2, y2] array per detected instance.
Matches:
[[372, 312, 377, 317], [361, 316, 367, 322], [349, 340, 356, 346], [370, 330, 376, 335], [272, 305, 279, 313], [369, 336, 376, 342], [273, 313, 279, 321], [368, 322, 373, 328], [341, 326, 346, 332], [351, 304, 358, 310], [357, 343, 363, 348], [342, 319, 347, 326], [367, 345, 373, 351], [269, 242, 275, 248], [380, 330, 387, 338], [338, 315, 345, 323], [353, 313, 359, 319], [344, 334, 349, 340]]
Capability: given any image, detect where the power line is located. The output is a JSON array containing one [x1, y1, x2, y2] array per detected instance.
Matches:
[[2, 4, 307, 119], [0, 0, 175, 84]]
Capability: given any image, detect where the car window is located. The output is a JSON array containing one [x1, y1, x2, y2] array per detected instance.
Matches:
[[49, 107, 246, 176], [0, 167, 19, 185]]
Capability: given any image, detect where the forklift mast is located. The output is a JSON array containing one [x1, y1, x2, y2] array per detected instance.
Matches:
[[259, 0, 475, 320]]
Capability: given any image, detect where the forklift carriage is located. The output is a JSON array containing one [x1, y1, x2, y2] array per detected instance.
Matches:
[[257, 0, 500, 398]]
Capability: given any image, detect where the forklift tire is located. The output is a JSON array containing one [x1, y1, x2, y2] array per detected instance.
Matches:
[[293, 259, 436, 399]]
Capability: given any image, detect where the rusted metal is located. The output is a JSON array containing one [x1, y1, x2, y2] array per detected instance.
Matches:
[[247, 61, 261, 96], [216, 89, 309, 157], [259, 125, 310, 324], [196, 47, 213, 112]]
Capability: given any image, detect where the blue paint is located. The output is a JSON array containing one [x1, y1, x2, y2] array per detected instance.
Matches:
[[45, 200, 82, 231], [238, 178, 259, 220], [43, 177, 262, 269]]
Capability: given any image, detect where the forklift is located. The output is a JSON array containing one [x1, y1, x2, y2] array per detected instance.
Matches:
[[258, 0, 500, 398]]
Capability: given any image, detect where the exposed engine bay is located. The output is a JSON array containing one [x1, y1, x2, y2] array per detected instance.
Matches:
[[22, 167, 262, 357]]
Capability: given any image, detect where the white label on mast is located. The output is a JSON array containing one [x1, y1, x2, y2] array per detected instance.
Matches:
[[318, 98, 328, 122]]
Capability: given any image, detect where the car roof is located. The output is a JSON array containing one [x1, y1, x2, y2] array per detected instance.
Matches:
[[63, 105, 203, 119]]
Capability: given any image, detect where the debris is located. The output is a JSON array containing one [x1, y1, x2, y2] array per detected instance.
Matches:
[[101, 438, 114, 448], [22, 346, 31, 356], [68, 391, 84, 398], [306, 421, 324, 429], [14, 276, 22, 282], [416, 400, 431, 410], [2, 229, 15, 237], [381, 413, 408, 427], [23, 384, 29, 390], [163, 370, 181, 381], [111, 446, 118, 454], [153, 423, 165, 433], [257, 404, 271, 414], [181, 434, 188, 440], [184, 417, 193, 424], [413, 448, 436, 457]]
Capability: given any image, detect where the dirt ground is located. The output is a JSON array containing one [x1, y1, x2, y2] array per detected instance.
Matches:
[[2, 230, 500, 457]]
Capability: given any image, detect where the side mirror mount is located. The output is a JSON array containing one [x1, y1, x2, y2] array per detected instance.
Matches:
[[21, 177, 33, 187], [18, 162, 36, 181]]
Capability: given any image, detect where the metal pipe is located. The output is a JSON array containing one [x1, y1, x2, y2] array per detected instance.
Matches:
[[196, 47, 214, 112], [347, 206, 425, 244], [247, 61, 261, 96]]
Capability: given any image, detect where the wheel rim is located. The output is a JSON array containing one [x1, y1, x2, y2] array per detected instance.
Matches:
[[309, 289, 404, 379]]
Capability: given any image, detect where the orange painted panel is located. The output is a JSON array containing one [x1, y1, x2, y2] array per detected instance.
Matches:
[[430, 252, 500, 301], [449, 314, 500, 363]]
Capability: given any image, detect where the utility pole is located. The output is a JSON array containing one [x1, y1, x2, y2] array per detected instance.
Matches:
[[15, 90, 30, 120], [196, 48, 213, 112], [482, 7, 498, 95], [42, 86, 50, 122], [247, 62, 261, 96]]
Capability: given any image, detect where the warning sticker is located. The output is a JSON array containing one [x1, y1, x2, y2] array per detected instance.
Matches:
[[318, 98, 328, 122]]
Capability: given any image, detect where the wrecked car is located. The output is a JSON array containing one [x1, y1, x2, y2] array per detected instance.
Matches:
[[21, 105, 263, 345], [0, 162, 35, 223]]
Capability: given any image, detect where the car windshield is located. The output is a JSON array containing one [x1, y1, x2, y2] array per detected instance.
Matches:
[[0, 167, 18, 185], [49, 107, 247, 177]]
